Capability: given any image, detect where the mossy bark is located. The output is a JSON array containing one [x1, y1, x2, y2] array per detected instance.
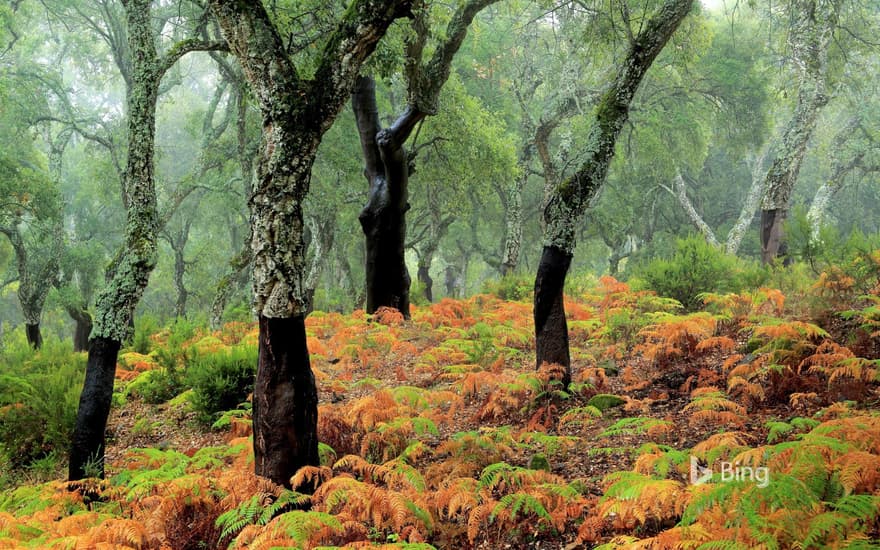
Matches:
[[759, 0, 841, 263], [209, 0, 412, 486], [535, 0, 693, 385], [70, 0, 221, 480]]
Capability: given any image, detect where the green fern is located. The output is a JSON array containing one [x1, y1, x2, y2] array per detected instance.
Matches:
[[599, 417, 672, 438], [216, 489, 310, 544], [269, 509, 342, 545], [491, 492, 552, 525]]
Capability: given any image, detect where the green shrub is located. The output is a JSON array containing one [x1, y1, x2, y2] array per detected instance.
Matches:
[[0, 339, 85, 471], [632, 235, 765, 311], [482, 274, 533, 301], [186, 345, 256, 425], [131, 314, 160, 354]]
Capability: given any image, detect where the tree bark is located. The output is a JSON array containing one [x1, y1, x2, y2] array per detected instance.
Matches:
[[25, 323, 42, 350], [534, 246, 572, 379], [69, 307, 93, 353], [417, 263, 433, 302], [759, 0, 841, 263], [70, 0, 222, 480], [353, 76, 416, 317], [254, 315, 318, 489], [210, 0, 411, 487], [69, 337, 120, 479], [535, 0, 693, 386]]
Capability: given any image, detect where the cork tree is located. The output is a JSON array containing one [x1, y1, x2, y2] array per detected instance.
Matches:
[[68, 0, 226, 480], [207, 0, 412, 487], [759, 0, 843, 264], [353, 0, 498, 317], [534, 0, 694, 387]]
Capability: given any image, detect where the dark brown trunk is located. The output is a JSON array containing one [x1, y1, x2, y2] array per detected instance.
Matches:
[[25, 323, 42, 349], [534, 246, 572, 387], [353, 76, 416, 318], [68, 308, 93, 352], [761, 209, 785, 265], [254, 315, 319, 489], [69, 336, 121, 479], [417, 264, 433, 302]]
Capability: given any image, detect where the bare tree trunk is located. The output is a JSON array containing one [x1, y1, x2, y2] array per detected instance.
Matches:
[[535, 0, 693, 387], [353, 76, 416, 317]]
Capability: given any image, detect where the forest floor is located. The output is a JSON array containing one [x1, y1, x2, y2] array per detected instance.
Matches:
[[2, 277, 880, 549]]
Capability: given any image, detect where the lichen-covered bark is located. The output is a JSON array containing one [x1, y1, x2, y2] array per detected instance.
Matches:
[[209, 0, 412, 486], [725, 147, 770, 255], [667, 172, 720, 248], [535, 0, 693, 386], [304, 212, 336, 313], [70, 0, 223, 480], [71, 0, 160, 480], [0, 224, 60, 349], [806, 115, 864, 242], [760, 0, 841, 263]]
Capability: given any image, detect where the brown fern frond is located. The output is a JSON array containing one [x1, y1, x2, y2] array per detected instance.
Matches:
[[467, 501, 496, 543], [291, 465, 334, 491]]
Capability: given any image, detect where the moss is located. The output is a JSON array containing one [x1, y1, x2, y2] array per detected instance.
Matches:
[[587, 394, 626, 412]]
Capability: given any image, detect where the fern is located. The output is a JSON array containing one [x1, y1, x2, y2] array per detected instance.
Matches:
[[599, 417, 673, 438]]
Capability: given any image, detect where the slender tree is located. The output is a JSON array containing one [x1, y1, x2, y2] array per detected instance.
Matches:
[[69, 0, 225, 480], [534, 0, 694, 387], [759, 0, 842, 263]]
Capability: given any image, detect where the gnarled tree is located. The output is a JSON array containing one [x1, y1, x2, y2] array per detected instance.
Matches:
[[69, 0, 226, 480], [759, 0, 842, 263], [353, 0, 498, 317], [208, 0, 412, 487]]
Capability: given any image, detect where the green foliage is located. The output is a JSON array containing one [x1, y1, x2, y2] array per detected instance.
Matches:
[[587, 394, 626, 412], [0, 339, 84, 471], [130, 314, 160, 354], [632, 235, 765, 311], [482, 274, 533, 301], [186, 345, 256, 425], [216, 489, 311, 543]]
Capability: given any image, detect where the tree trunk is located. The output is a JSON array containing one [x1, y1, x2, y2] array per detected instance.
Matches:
[[417, 263, 433, 302], [534, 0, 693, 386], [254, 315, 318, 489], [353, 76, 415, 318], [761, 209, 786, 265], [69, 337, 121, 480], [25, 323, 42, 349], [759, 0, 840, 263], [210, 0, 410, 487], [534, 246, 572, 385], [501, 173, 525, 276], [210, 245, 251, 329], [69, 0, 221, 479], [71, 309, 92, 352]]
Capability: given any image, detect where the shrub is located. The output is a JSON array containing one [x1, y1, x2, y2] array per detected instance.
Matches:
[[482, 274, 533, 301], [186, 345, 257, 425], [0, 339, 85, 471], [632, 235, 764, 311]]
